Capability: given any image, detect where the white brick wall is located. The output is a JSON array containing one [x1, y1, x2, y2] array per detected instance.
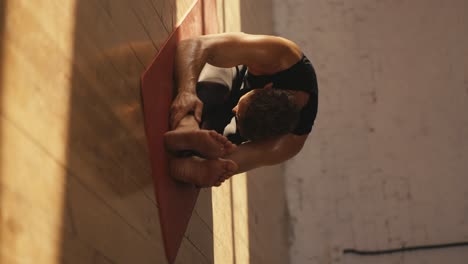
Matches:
[[273, 1, 468, 263]]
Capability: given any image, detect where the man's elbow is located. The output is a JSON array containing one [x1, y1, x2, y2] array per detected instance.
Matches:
[[265, 137, 306, 166], [282, 143, 304, 161]]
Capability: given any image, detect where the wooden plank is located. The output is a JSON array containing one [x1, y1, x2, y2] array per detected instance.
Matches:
[[140, 0, 196, 35], [147, 0, 176, 32], [91, 0, 158, 67], [185, 212, 214, 263], [0, 186, 65, 264], [62, 0, 154, 163], [60, 218, 116, 264], [220, 0, 241, 32], [60, 236, 105, 264], [65, 174, 167, 264], [0, 116, 167, 264], [216, 0, 225, 32], [229, 174, 251, 263], [125, 0, 171, 49], [194, 188, 214, 230], [1, 0, 166, 252], [71, 0, 149, 76], [175, 0, 198, 26], [6, 0, 156, 200], [2, 36, 162, 240], [188, 180, 254, 264], [185, 208, 252, 264], [42, 0, 151, 186], [174, 238, 209, 264]]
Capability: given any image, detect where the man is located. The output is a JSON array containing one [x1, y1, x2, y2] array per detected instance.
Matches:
[[164, 33, 318, 187]]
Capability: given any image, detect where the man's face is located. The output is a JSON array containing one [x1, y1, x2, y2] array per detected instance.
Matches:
[[232, 82, 272, 119], [232, 90, 254, 119], [231, 83, 272, 136], [232, 90, 256, 135]]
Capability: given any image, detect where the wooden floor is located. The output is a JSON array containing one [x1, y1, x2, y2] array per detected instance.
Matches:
[[0, 0, 289, 263]]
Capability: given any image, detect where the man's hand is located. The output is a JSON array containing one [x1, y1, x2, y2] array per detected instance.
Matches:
[[170, 91, 204, 129]]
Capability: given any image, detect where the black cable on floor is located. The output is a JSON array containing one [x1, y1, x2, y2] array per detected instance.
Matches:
[[343, 241, 468, 255]]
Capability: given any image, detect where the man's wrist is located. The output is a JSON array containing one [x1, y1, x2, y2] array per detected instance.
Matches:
[[177, 82, 198, 94], [177, 90, 196, 97]]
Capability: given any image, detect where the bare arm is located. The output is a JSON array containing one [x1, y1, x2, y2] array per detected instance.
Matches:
[[223, 133, 308, 174], [170, 33, 303, 128]]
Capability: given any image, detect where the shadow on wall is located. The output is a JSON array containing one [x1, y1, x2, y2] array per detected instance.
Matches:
[[240, 0, 274, 35], [0, 0, 6, 254], [54, 0, 211, 263]]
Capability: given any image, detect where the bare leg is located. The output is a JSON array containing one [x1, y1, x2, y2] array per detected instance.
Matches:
[[166, 64, 239, 187]]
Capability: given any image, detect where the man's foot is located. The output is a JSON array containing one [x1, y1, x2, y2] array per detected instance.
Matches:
[[170, 156, 238, 187], [164, 129, 236, 159], [213, 173, 234, 187]]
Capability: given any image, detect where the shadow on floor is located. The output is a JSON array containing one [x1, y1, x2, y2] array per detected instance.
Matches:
[[56, 0, 212, 263]]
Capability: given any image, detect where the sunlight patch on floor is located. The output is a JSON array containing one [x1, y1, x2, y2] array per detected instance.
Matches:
[[221, 0, 242, 32], [211, 0, 247, 262], [212, 172, 250, 264], [175, 0, 196, 27], [231, 173, 250, 263], [0, 0, 77, 263]]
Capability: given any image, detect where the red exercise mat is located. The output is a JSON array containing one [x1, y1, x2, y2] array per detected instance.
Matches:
[[140, 0, 219, 263]]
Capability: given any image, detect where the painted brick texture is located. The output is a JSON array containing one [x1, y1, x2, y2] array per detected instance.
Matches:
[[274, 1, 468, 263]]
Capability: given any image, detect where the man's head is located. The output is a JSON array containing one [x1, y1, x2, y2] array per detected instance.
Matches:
[[232, 87, 300, 141]]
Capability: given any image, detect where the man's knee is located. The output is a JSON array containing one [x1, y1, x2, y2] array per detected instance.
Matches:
[[196, 81, 230, 105]]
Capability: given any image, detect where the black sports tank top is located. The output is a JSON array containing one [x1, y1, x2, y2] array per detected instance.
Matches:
[[243, 55, 318, 135], [225, 54, 319, 144]]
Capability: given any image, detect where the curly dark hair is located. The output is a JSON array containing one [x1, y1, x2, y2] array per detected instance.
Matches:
[[239, 89, 300, 141]]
